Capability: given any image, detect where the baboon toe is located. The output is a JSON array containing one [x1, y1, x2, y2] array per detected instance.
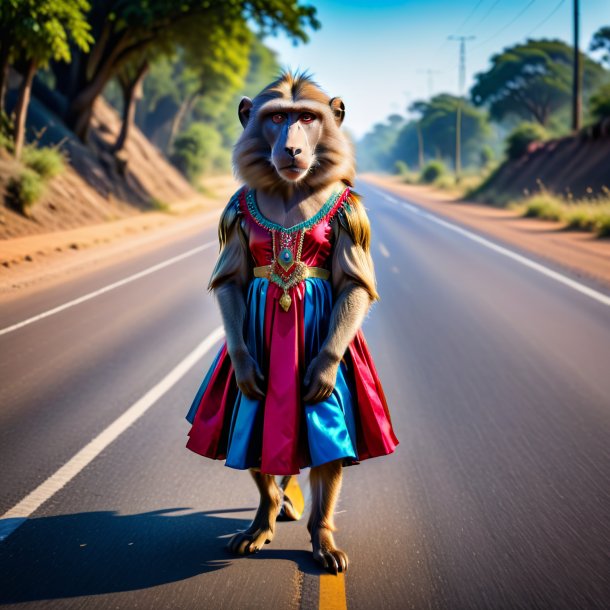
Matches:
[[314, 547, 349, 574], [227, 529, 273, 555]]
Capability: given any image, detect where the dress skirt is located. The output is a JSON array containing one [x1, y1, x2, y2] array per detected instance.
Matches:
[[186, 277, 398, 475]]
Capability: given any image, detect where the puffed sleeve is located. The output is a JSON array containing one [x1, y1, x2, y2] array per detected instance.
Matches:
[[331, 191, 379, 301]]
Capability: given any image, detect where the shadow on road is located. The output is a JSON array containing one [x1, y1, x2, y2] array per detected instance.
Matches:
[[0, 506, 317, 603]]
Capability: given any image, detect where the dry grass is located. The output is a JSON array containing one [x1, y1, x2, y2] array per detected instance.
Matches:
[[509, 189, 610, 237]]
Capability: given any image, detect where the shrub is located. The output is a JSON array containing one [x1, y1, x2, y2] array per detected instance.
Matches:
[[7, 169, 45, 214], [393, 160, 409, 176], [590, 83, 610, 121], [505, 122, 548, 160], [522, 194, 563, 221], [419, 160, 446, 184], [22, 146, 65, 179], [171, 122, 222, 183]]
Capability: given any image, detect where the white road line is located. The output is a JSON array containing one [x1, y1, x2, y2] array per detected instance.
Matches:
[[0, 326, 225, 542], [0, 241, 216, 336], [372, 187, 610, 308]]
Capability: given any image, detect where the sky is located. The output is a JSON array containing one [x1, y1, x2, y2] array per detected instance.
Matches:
[[263, 0, 610, 138]]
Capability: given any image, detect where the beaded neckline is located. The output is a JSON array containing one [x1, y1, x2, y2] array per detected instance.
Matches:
[[245, 188, 345, 234]]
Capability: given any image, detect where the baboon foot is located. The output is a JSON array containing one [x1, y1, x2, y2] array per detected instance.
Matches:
[[311, 527, 349, 574], [227, 497, 281, 555], [227, 526, 274, 555]]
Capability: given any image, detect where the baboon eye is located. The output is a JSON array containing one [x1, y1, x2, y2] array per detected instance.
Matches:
[[271, 113, 286, 124], [300, 113, 315, 124]]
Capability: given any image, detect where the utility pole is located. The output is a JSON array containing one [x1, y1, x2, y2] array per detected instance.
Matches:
[[572, 0, 581, 132], [448, 35, 475, 182], [417, 68, 441, 98]]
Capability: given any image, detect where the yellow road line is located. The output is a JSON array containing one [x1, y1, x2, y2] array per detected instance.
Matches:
[[319, 574, 347, 610]]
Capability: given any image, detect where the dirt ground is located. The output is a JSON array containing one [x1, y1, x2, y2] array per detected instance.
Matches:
[[362, 174, 610, 291], [0, 175, 237, 299]]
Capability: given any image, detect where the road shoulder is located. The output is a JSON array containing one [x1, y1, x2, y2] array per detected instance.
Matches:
[[0, 177, 237, 301], [362, 174, 610, 291]]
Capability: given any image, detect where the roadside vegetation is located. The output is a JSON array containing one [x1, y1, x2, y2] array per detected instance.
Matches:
[[358, 32, 610, 238], [0, 1, 319, 220]]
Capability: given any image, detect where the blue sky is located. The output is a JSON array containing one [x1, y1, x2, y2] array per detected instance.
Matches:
[[263, 0, 610, 138]]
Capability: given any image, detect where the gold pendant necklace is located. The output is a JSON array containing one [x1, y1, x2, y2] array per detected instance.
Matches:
[[270, 229, 306, 312]]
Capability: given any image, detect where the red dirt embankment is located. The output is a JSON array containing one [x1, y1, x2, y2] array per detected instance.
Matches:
[[475, 121, 610, 200], [0, 97, 197, 240]]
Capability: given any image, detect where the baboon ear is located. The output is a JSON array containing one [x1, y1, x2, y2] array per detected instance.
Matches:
[[329, 97, 345, 126], [238, 97, 253, 128]]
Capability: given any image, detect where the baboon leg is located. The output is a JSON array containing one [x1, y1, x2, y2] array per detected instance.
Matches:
[[308, 459, 349, 574], [227, 469, 282, 555]]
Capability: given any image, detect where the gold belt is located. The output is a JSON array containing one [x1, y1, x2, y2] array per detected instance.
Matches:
[[253, 265, 330, 281]]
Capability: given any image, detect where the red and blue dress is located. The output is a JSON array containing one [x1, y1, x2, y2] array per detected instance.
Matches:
[[186, 186, 398, 475]]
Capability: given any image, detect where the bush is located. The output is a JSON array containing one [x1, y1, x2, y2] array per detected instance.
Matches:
[[171, 123, 222, 183], [22, 146, 65, 179], [590, 83, 610, 121], [393, 160, 409, 176], [7, 169, 45, 214], [522, 194, 564, 221], [419, 160, 446, 184], [505, 122, 548, 160]]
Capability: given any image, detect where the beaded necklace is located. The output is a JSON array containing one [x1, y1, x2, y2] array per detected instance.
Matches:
[[246, 189, 342, 311]]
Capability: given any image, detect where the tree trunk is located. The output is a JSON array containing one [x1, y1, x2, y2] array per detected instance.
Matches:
[[112, 61, 149, 153], [13, 60, 37, 159], [167, 89, 200, 151]]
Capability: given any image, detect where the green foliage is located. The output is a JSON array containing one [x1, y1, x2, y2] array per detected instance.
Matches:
[[393, 160, 409, 176], [410, 94, 491, 167], [522, 195, 564, 220], [479, 145, 494, 167], [7, 168, 44, 214], [590, 83, 610, 120], [472, 39, 606, 126], [505, 122, 548, 160], [590, 26, 610, 67], [171, 122, 223, 182], [21, 145, 64, 179], [2, 0, 93, 68], [356, 120, 402, 171], [518, 192, 610, 238], [420, 160, 446, 184]]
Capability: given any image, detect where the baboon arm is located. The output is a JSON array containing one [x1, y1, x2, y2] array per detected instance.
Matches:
[[209, 196, 264, 399], [303, 199, 377, 403]]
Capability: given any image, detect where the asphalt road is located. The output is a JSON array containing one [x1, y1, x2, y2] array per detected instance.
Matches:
[[1, 180, 609, 609]]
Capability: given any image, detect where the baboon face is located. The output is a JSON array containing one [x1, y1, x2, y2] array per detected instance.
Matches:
[[260, 107, 322, 183], [233, 73, 354, 193]]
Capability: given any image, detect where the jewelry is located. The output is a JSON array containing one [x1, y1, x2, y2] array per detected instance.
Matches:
[[269, 229, 307, 312]]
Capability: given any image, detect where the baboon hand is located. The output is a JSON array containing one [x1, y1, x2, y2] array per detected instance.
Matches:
[[303, 352, 340, 403], [231, 348, 265, 400]]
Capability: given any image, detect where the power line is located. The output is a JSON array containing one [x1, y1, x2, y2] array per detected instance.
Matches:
[[473, 0, 537, 51], [526, 0, 566, 37], [470, 0, 502, 30], [456, 0, 486, 33]]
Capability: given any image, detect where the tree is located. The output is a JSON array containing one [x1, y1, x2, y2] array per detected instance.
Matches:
[[0, 0, 92, 157], [51, 0, 318, 142], [590, 26, 610, 67], [409, 94, 491, 168], [471, 39, 606, 127]]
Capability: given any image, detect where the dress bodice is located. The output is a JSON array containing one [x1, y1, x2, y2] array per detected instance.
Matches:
[[238, 187, 349, 269]]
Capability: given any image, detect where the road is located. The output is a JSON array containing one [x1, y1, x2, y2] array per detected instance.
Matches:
[[1, 180, 609, 609]]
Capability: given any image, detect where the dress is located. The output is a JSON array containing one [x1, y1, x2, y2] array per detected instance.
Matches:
[[185, 186, 398, 475]]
